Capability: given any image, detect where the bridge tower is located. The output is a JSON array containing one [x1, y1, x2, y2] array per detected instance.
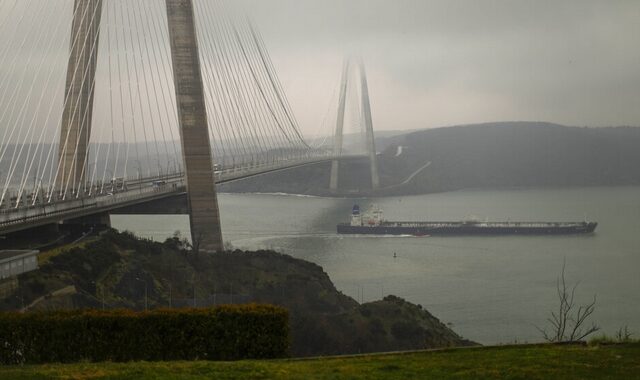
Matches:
[[329, 60, 350, 192], [359, 60, 380, 189], [329, 59, 379, 191], [57, 0, 103, 192], [166, 0, 223, 252]]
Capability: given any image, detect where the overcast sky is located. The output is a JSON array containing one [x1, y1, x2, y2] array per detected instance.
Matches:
[[240, 0, 640, 133], [1, 0, 639, 142]]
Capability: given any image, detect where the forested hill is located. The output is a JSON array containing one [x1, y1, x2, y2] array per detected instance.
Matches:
[[220, 122, 640, 196], [376, 122, 640, 195]]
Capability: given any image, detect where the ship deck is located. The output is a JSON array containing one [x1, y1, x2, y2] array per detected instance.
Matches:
[[375, 221, 594, 228]]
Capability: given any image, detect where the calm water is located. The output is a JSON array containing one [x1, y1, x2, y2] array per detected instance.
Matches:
[[112, 186, 640, 344]]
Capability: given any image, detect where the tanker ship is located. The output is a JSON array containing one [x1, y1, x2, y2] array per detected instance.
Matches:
[[337, 205, 597, 236]]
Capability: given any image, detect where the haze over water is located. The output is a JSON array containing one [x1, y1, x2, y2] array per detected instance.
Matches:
[[112, 186, 640, 344]]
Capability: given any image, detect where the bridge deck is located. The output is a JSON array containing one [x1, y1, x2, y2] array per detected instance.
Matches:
[[0, 156, 358, 235]]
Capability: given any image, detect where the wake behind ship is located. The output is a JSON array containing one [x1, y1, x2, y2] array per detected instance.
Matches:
[[337, 205, 597, 236]]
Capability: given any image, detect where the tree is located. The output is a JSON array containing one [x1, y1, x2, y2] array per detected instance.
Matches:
[[537, 261, 600, 342], [190, 231, 204, 256]]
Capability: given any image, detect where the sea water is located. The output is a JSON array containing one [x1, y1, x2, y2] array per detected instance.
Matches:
[[112, 185, 640, 344]]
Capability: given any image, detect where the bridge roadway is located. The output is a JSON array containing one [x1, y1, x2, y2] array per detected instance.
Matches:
[[0, 155, 358, 235]]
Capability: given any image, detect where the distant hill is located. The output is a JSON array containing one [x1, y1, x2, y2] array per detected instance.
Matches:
[[220, 122, 640, 196]]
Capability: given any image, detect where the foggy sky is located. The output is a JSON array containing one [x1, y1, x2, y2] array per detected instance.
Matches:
[[241, 0, 640, 132], [1, 0, 639, 141]]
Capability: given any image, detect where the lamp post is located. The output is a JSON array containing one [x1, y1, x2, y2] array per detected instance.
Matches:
[[134, 160, 143, 194], [135, 277, 148, 311], [31, 178, 44, 206], [104, 169, 114, 193], [134, 160, 141, 181], [85, 161, 95, 196]]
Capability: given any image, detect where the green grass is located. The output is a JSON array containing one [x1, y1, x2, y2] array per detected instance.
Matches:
[[2, 343, 639, 379]]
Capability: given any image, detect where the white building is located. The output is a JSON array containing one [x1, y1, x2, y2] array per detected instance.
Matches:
[[0, 250, 39, 280]]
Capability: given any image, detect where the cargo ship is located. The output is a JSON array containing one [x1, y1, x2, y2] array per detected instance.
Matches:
[[337, 205, 597, 236]]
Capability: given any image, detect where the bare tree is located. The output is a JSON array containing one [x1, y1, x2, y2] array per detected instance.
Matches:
[[615, 326, 633, 343], [537, 261, 600, 342]]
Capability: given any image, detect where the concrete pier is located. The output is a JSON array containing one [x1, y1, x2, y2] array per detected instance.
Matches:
[[57, 0, 103, 191], [166, 0, 223, 252]]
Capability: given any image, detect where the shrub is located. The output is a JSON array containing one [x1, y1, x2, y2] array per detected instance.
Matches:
[[0, 304, 288, 364], [27, 281, 45, 295], [369, 318, 386, 336], [391, 321, 422, 340], [360, 307, 372, 317], [589, 326, 637, 345]]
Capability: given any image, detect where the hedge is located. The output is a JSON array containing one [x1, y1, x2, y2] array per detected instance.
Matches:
[[0, 304, 288, 364]]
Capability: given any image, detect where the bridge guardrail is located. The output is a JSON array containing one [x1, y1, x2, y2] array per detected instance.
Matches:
[[1, 155, 347, 232], [1, 181, 186, 228]]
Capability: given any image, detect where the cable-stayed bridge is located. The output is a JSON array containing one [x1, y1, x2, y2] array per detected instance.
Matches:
[[0, 0, 378, 252]]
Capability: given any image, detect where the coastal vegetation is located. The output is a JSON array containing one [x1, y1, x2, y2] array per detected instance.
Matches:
[[0, 305, 288, 364], [0, 230, 472, 356]]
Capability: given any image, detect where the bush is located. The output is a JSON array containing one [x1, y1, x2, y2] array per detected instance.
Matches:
[[589, 326, 637, 345], [391, 321, 423, 340], [0, 304, 288, 364]]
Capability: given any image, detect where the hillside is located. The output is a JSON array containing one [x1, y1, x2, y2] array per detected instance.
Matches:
[[0, 230, 473, 356], [2, 343, 638, 379], [219, 122, 640, 196]]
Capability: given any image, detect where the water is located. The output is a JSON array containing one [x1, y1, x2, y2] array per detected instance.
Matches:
[[111, 186, 640, 344]]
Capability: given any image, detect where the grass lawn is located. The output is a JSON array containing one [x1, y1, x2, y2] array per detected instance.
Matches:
[[1, 343, 639, 379]]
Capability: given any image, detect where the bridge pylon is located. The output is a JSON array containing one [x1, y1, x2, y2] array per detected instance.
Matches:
[[329, 58, 380, 192], [166, 0, 223, 253], [329, 60, 350, 192], [57, 0, 103, 193], [359, 59, 380, 189]]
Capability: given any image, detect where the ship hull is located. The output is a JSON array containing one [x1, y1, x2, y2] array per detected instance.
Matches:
[[337, 222, 597, 236]]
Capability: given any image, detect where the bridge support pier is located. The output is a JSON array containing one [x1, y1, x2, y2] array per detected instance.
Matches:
[[166, 0, 223, 253]]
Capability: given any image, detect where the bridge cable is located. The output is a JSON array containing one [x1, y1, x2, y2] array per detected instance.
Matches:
[[198, 2, 254, 167], [133, 0, 171, 176], [48, 0, 102, 199], [146, 0, 181, 172]]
